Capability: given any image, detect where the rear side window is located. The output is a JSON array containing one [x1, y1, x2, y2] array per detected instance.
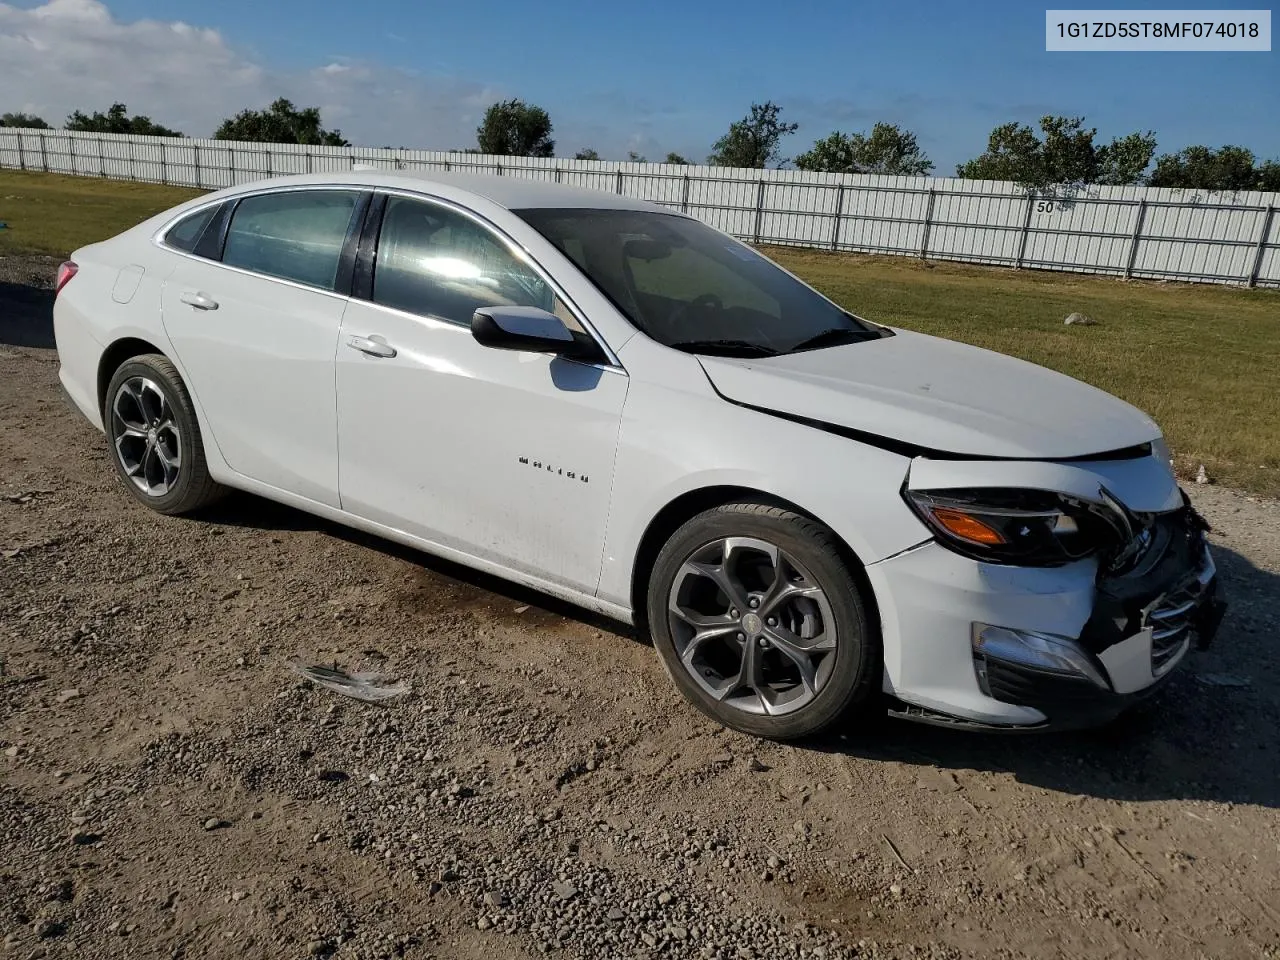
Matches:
[[371, 196, 561, 325], [164, 206, 217, 254], [222, 190, 360, 291]]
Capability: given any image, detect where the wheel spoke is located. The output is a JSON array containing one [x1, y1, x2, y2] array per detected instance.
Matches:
[[764, 627, 825, 696], [682, 560, 750, 614], [759, 578, 823, 618], [113, 382, 148, 432], [154, 442, 179, 487]]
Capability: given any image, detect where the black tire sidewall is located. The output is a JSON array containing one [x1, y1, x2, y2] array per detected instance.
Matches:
[[647, 504, 877, 740], [104, 357, 208, 515]]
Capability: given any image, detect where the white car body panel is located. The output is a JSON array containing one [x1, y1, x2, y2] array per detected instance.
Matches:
[[50, 169, 1218, 732], [336, 298, 628, 591], [699, 329, 1162, 459], [161, 256, 347, 507]]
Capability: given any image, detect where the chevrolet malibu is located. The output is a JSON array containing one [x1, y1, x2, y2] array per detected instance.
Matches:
[[52, 170, 1225, 739]]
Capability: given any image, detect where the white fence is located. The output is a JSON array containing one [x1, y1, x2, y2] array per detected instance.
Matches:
[[2, 128, 1277, 288]]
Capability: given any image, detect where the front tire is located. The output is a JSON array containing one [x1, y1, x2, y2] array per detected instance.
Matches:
[[104, 354, 224, 515], [647, 502, 878, 740]]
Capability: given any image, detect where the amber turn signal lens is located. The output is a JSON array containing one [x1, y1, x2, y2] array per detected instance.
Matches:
[[929, 507, 1008, 546]]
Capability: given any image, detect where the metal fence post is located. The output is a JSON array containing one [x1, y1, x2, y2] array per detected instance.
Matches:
[[616, 169, 624, 194], [97, 136, 106, 178], [919, 187, 937, 259], [265, 147, 272, 177], [39, 131, 48, 172], [127, 138, 136, 181], [1248, 205, 1276, 287], [830, 184, 846, 251], [15, 132, 25, 172], [1124, 199, 1148, 279], [159, 141, 168, 184], [193, 143, 202, 188], [555, 167, 562, 184], [752, 180, 767, 244], [1015, 192, 1035, 268], [681, 175, 691, 214]]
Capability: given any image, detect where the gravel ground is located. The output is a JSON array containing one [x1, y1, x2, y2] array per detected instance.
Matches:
[[2, 254, 1278, 960]]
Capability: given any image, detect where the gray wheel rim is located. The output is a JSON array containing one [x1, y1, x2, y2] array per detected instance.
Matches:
[[667, 536, 838, 717], [110, 376, 182, 497]]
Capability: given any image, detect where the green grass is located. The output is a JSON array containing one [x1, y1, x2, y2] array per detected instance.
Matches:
[[0, 169, 201, 257], [2, 169, 1277, 495]]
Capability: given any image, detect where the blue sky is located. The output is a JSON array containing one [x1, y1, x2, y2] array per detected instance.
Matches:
[[4, 0, 1277, 169]]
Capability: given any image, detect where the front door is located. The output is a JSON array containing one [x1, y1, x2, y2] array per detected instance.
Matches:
[[335, 194, 627, 592]]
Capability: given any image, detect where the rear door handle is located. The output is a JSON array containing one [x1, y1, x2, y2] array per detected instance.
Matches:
[[179, 290, 218, 311], [347, 334, 397, 359]]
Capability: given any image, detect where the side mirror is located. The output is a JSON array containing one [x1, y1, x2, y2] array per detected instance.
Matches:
[[471, 306, 600, 361]]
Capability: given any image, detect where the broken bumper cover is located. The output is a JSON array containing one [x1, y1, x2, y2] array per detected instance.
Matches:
[[869, 505, 1225, 730]]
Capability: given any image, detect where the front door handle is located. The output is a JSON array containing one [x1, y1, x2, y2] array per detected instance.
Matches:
[[179, 290, 218, 311], [347, 334, 397, 359]]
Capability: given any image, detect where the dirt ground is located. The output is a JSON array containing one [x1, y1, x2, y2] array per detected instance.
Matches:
[[2, 254, 1278, 960]]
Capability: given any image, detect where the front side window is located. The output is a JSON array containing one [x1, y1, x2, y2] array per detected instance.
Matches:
[[222, 190, 360, 291], [516, 208, 887, 357], [371, 196, 570, 326], [164, 205, 217, 254]]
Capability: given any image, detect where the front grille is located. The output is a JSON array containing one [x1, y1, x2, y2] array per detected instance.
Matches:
[[1146, 547, 1214, 674]]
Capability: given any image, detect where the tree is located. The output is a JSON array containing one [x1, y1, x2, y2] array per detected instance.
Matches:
[[1258, 160, 1280, 192], [215, 98, 348, 146], [476, 99, 554, 157], [1148, 145, 1269, 191], [65, 102, 182, 137], [0, 112, 50, 129], [573, 147, 600, 160], [794, 122, 933, 176], [664, 152, 689, 165], [1095, 131, 1159, 185], [707, 101, 797, 168], [626, 150, 646, 163], [956, 115, 1154, 189]]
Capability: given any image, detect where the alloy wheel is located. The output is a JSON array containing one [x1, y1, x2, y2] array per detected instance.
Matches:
[[667, 536, 838, 716], [110, 376, 182, 497]]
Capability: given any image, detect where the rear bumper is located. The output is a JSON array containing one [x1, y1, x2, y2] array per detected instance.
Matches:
[[868, 505, 1224, 731]]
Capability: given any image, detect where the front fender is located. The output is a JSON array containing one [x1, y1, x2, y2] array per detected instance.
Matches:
[[596, 371, 930, 610]]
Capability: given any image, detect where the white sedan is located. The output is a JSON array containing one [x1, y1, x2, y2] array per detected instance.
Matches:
[[52, 170, 1225, 739]]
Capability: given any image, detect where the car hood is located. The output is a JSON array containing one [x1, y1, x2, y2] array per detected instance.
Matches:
[[697, 329, 1161, 459]]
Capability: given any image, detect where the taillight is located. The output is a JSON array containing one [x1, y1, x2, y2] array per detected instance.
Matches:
[[55, 261, 79, 295]]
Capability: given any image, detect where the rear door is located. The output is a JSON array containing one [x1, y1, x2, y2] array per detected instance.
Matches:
[[160, 188, 367, 507]]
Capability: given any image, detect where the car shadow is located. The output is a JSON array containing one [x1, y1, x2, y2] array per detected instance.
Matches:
[[0, 279, 56, 349], [811, 541, 1280, 809], [200, 492, 1278, 809], [197, 492, 641, 642]]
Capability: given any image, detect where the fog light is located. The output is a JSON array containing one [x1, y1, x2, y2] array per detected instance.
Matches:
[[971, 624, 1111, 693]]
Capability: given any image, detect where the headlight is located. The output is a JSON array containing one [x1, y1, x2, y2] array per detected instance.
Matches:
[[904, 487, 1116, 566]]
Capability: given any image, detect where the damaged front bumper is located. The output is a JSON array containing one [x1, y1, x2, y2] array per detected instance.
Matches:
[[972, 537, 1224, 730], [869, 465, 1227, 730]]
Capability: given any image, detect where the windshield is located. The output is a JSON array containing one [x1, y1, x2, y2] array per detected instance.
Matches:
[[514, 208, 888, 357]]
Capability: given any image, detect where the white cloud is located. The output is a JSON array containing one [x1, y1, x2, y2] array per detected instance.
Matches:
[[0, 0, 503, 148]]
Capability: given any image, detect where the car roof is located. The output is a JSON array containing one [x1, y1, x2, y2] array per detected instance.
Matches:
[[214, 169, 671, 214]]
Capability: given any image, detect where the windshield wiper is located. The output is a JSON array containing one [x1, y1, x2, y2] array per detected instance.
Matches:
[[668, 339, 780, 358], [787, 327, 879, 353]]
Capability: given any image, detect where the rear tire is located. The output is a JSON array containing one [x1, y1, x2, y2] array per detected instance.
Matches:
[[647, 501, 878, 740], [104, 354, 224, 515]]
